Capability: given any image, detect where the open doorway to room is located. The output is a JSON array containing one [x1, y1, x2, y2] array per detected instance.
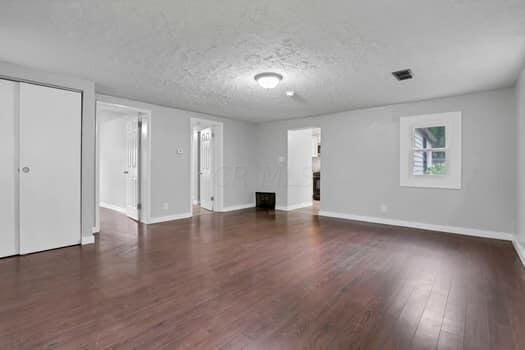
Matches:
[[95, 102, 151, 233], [286, 127, 321, 214], [190, 118, 224, 216]]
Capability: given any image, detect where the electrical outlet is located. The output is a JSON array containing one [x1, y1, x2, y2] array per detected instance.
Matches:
[[176, 147, 184, 155], [162, 202, 169, 210], [380, 204, 388, 213]]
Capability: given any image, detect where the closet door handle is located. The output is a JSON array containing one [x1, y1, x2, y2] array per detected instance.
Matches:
[[22, 167, 30, 173]]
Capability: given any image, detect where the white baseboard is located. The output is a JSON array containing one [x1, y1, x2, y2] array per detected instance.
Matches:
[[512, 239, 525, 267], [92, 226, 100, 234], [318, 211, 514, 242], [148, 212, 192, 224], [276, 201, 313, 211], [100, 202, 126, 214], [218, 203, 255, 212], [81, 235, 95, 245]]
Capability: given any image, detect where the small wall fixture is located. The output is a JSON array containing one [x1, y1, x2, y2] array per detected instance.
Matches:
[[254, 72, 283, 89], [285, 90, 295, 97], [392, 69, 414, 81]]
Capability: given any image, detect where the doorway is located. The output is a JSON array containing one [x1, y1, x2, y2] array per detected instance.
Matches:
[[191, 118, 224, 215], [286, 127, 321, 214], [95, 102, 151, 231]]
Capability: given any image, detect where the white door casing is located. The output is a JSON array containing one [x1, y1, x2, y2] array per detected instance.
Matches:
[[19, 83, 81, 254], [0, 80, 18, 257], [199, 128, 214, 211], [125, 115, 140, 220]]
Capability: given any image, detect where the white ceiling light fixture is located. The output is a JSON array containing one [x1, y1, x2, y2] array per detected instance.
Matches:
[[254, 72, 283, 89], [286, 90, 295, 97]]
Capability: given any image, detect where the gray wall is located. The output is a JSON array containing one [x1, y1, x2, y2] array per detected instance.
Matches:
[[221, 117, 258, 207], [97, 94, 257, 220], [99, 114, 127, 210], [2, 61, 520, 243], [256, 88, 516, 234], [516, 69, 525, 245]]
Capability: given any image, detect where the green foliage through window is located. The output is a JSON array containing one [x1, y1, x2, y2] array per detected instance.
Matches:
[[425, 163, 447, 175]]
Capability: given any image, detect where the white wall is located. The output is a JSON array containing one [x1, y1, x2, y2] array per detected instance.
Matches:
[[221, 117, 258, 208], [287, 129, 313, 208], [312, 129, 321, 173], [2, 62, 519, 246], [191, 130, 199, 204], [97, 94, 257, 220], [516, 68, 525, 247], [256, 88, 516, 234], [99, 113, 127, 210], [2, 60, 519, 251]]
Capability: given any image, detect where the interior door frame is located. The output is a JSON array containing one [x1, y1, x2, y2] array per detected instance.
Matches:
[[94, 101, 152, 230], [124, 114, 141, 220], [284, 126, 322, 212], [199, 127, 215, 211], [190, 118, 224, 214]]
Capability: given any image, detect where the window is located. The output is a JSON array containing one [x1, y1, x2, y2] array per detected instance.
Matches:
[[412, 126, 446, 176], [400, 112, 461, 189]]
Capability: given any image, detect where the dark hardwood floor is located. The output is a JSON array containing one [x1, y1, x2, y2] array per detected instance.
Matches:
[[1, 208, 525, 349]]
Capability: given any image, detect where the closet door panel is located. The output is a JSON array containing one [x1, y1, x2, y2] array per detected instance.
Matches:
[[0, 80, 18, 258], [19, 83, 81, 254]]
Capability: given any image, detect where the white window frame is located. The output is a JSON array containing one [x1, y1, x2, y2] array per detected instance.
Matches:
[[400, 112, 462, 189]]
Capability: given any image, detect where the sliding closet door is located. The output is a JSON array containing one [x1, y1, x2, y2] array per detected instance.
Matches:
[[0, 80, 18, 258], [19, 83, 81, 254]]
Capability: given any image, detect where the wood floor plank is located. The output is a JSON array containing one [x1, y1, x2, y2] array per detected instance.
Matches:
[[0, 208, 524, 349]]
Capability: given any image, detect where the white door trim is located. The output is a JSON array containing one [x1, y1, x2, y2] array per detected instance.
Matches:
[[190, 118, 224, 214], [125, 115, 140, 220], [286, 126, 321, 210], [95, 101, 152, 229], [199, 127, 214, 211]]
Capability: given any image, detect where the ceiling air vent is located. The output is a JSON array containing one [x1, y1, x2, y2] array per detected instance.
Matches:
[[392, 69, 413, 81]]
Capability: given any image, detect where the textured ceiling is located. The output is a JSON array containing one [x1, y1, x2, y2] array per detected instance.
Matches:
[[1, 0, 525, 122]]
